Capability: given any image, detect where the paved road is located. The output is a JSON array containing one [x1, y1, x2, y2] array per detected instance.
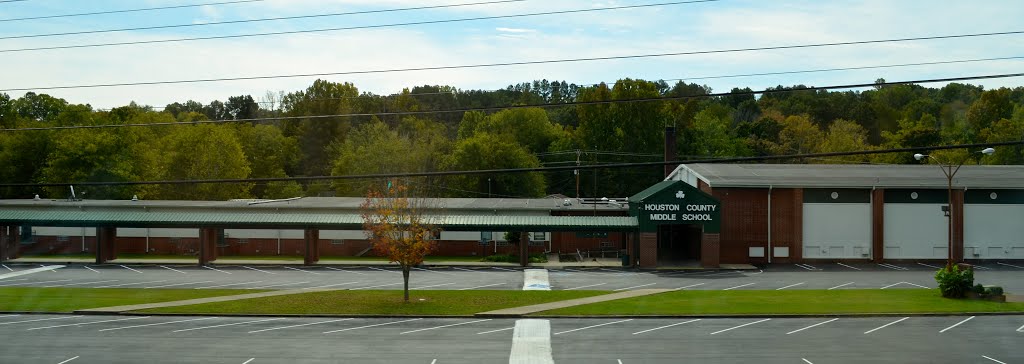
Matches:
[[2, 262, 1022, 293], [0, 314, 1020, 363]]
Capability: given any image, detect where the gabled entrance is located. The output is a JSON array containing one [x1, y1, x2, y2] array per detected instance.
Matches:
[[630, 180, 721, 268]]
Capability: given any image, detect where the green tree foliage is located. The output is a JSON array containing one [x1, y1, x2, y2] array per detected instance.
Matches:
[[281, 79, 360, 176], [818, 119, 872, 163], [442, 133, 546, 197], [233, 124, 302, 198], [155, 124, 252, 200], [331, 117, 449, 196], [967, 88, 1014, 132], [778, 115, 824, 156]]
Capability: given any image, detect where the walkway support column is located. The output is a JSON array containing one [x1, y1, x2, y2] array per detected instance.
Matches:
[[701, 233, 720, 268], [95, 227, 117, 264], [304, 228, 320, 265], [519, 232, 529, 267], [872, 188, 885, 263], [638, 232, 657, 268], [952, 189, 965, 263], [0, 225, 14, 262], [198, 227, 220, 266]]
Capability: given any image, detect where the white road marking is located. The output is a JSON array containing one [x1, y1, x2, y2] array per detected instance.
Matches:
[[0, 264, 10, 271], [523, 269, 551, 291], [903, 282, 929, 289], [457, 283, 504, 290], [57, 356, 79, 364], [786, 318, 838, 335], [709, 319, 771, 335], [0, 265, 65, 280], [302, 282, 359, 290], [827, 282, 855, 290], [982, 355, 1007, 364], [248, 281, 310, 289], [997, 262, 1024, 269], [598, 268, 632, 275], [877, 263, 908, 271], [490, 267, 517, 272], [939, 316, 975, 333], [83, 266, 99, 273], [509, 319, 554, 364], [677, 283, 706, 290], [1, 279, 72, 286], [430, 360, 436, 364], [194, 281, 263, 289], [0, 278, 27, 284], [802, 359, 813, 364], [160, 265, 187, 274], [0, 316, 78, 326], [411, 282, 456, 290], [917, 262, 943, 269], [283, 266, 321, 275], [44, 279, 119, 288], [618, 360, 623, 364], [95, 280, 167, 288], [242, 359, 255, 364], [412, 267, 456, 276], [172, 318, 285, 332], [119, 265, 143, 273], [632, 319, 701, 335], [349, 282, 403, 290], [836, 263, 861, 270], [145, 280, 215, 289], [453, 267, 487, 274], [202, 266, 232, 274], [723, 283, 755, 290], [969, 264, 991, 270], [794, 264, 816, 271], [98, 317, 218, 331], [563, 283, 607, 290], [880, 282, 901, 289], [553, 319, 632, 335], [368, 267, 399, 274], [28, 316, 150, 331], [322, 318, 422, 333], [248, 318, 353, 333], [323, 267, 365, 275], [613, 283, 656, 291], [400, 319, 491, 334], [0, 314, 20, 319], [241, 266, 275, 274], [776, 282, 805, 290], [1017, 323, 1024, 332], [864, 317, 909, 334], [476, 327, 514, 335]]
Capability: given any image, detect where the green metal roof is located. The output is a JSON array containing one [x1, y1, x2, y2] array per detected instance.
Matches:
[[0, 209, 637, 232]]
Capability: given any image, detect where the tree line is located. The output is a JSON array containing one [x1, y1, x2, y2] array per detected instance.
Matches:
[[1, 78, 1022, 200]]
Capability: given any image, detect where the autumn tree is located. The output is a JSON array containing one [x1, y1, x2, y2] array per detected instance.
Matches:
[[360, 182, 437, 302]]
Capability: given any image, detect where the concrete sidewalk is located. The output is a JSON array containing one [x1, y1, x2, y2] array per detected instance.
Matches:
[[476, 288, 675, 317]]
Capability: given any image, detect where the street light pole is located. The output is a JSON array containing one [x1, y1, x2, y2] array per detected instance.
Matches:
[[914, 148, 995, 267]]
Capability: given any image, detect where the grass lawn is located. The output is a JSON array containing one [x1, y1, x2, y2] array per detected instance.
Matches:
[[137, 290, 608, 315], [539, 289, 1024, 315], [0, 287, 262, 312], [318, 256, 491, 262]]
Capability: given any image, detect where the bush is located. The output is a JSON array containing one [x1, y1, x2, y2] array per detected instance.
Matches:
[[481, 254, 516, 263], [987, 286, 1004, 296], [935, 264, 974, 298], [972, 283, 986, 294]]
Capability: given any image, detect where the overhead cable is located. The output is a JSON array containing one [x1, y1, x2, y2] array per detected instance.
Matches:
[[0, 0, 262, 22]]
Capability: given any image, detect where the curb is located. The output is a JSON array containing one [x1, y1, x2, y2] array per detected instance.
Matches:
[[6, 311, 1023, 319]]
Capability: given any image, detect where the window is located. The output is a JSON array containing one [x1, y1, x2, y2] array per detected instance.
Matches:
[[237, 238, 249, 244], [57, 235, 70, 243], [331, 239, 344, 245], [532, 232, 546, 241]]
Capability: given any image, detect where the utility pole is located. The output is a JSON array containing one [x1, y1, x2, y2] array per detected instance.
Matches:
[[574, 149, 581, 199]]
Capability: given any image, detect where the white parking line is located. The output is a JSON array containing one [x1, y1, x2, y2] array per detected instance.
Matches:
[[412, 267, 456, 276], [44, 279, 119, 288], [2, 279, 72, 286], [241, 266, 276, 274], [0, 278, 27, 284], [248, 281, 310, 289], [98, 317, 218, 331], [242, 359, 255, 364], [564, 283, 607, 290], [553, 319, 633, 335], [776, 282, 805, 290], [57, 356, 79, 364], [248, 318, 353, 333], [723, 283, 755, 290], [452, 267, 487, 274], [119, 265, 143, 273], [877, 263, 908, 271], [83, 266, 99, 273], [400, 319, 491, 334], [613, 283, 656, 291], [880, 282, 901, 289], [836, 263, 860, 270], [457, 283, 504, 290], [412, 282, 456, 290], [28, 316, 150, 331], [0, 314, 20, 319], [786, 318, 838, 335], [476, 327, 514, 335], [350, 282, 403, 290], [202, 266, 232, 274], [917, 262, 943, 269], [0, 316, 78, 326], [323, 267, 365, 275], [968, 264, 991, 270], [709, 319, 771, 335], [195, 281, 263, 289], [145, 280, 215, 289], [677, 283, 706, 290], [172, 318, 285, 332], [827, 282, 854, 290], [982, 355, 1007, 364], [864, 317, 909, 334], [283, 266, 321, 275], [368, 267, 399, 274], [794, 264, 816, 271], [490, 267, 517, 272], [430, 360, 436, 364], [160, 266, 187, 274], [801, 359, 813, 364], [632, 319, 701, 335], [939, 316, 975, 333], [322, 318, 422, 333], [903, 282, 929, 289], [95, 280, 166, 288], [997, 262, 1024, 269], [1017, 323, 1024, 332], [1, 265, 10, 271], [302, 282, 359, 290], [598, 268, 633, 275]]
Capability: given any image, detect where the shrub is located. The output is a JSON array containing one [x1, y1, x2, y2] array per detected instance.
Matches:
[[481, 254, 516, 263], [987, 286, 1004, 296], [972, 283, 986, 294], [934, 264, 974, 298]]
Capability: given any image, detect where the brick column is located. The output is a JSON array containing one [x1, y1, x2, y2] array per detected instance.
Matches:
[[198, 228, 220, 266], [0, 225, 12, 261], [952, 189, 965, 263], [872, 189, 885, 263], [638, 232, 657, 268], [95, 227, 117, 264], [519, 232, 529, 267], [304, 228, 320, 265], [701, 233, 720, 268]]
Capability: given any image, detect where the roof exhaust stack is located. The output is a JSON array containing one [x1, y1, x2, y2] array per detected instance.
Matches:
[[664, 126, 677, 178]]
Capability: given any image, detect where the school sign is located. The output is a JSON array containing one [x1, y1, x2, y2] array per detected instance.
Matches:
[[629, 180, 721, 233]]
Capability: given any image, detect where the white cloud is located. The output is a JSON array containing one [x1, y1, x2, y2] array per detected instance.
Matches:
[[495, 27, 536, 33]]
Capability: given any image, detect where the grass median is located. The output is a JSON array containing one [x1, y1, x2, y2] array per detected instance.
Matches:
[[537, 289, 1024, 316], [0, 287, 265, 312], [136, 290, 608, 316]]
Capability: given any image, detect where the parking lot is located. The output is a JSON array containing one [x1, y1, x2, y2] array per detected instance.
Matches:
[[0, 314, 1020, 363]]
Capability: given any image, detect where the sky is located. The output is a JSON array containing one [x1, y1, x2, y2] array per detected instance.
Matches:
[[1, 0, 1023, 109]]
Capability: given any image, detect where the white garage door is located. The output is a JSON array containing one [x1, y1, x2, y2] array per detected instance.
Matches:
[[883, 190, 948, 259], [964, 190, 1024, 260], [802, 189, 872, 259]]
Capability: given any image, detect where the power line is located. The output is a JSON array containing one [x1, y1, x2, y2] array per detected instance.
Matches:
[[2, 141, 1019, 188], [4, 72, 1022, 132], [0, 0, 721, 53], [0, 0, 263, 22], [0, 0, 29, 3], [0, 0, 526, 40], [4, 30, 1022, 91]]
